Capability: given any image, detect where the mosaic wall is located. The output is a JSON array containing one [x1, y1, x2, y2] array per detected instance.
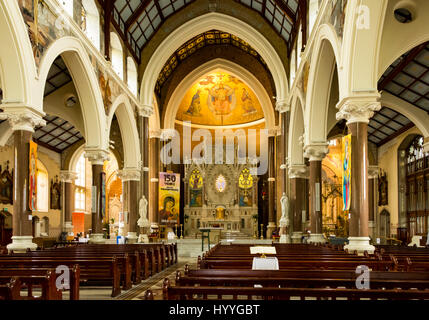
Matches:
[[19, 0, 138, 116]]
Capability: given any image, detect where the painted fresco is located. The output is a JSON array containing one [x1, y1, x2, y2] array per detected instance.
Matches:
[[18, 0, 137, 116], [176, 73, 264, 126], [328, 0, 348, 39]]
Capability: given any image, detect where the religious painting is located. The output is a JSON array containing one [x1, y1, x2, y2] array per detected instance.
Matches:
[[159, 172, 180, 226], [29, 140, 38, 211], [378, 171, 388, 206], [176, 72, 264, 126], [100, 172, 106, 219], [239, 188, 253, 207], [215, 174, 226, 193], [341, 134, 351, 211], [50, 176, 61, 210], [0, 162, 13, 205], [189, 169, 203, 207], [239, 168, 253, 207]]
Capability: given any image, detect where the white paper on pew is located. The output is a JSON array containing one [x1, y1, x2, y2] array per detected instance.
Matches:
[[249, 246, 277, 255], [252, 257, 279, 270]]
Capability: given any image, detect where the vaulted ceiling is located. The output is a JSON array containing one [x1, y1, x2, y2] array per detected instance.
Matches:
[[108, 0, 303, 63], [369, 42, 429, 146]]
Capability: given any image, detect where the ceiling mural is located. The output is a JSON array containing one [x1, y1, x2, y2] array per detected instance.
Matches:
[[175, 72, 265, 126]]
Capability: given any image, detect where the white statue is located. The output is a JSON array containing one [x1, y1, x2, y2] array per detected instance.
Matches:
[[137, 195, 150, 228], [279, 193, 289, 227]]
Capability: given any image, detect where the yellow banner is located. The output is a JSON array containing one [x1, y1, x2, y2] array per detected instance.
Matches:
[[159, 172, 180, 226], [29, 140, 38, 211], [342, 134, 351, 211]]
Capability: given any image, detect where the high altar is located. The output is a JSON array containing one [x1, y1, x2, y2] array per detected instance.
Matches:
[[183, 147, 258, 237]]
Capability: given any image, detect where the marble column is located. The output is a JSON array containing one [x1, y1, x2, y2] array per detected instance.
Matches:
[[1, 109, 46, 252], [336, 95, 381, 254], [85, 149, 109, 244], [266, 135, 277, 239], [304, 144, 329, 243], [149, 130, 161, 225], [368, 166, 379, 240], [118, 169, 140, 243], [289, 164, 308, 243], [59, 170, 78, 234]]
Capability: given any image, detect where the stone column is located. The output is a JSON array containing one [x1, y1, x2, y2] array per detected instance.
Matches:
[[1, 109, 46, 252], [336, 95, 381, 254], [118, 168, 140, 243], [304, 144, 329, 243], [59, 170, 78, 235], [85, 149, 109, 244], [289, 164, 308, 243], [266, 134, 277, 239], [368, 166, 379, 240], [149, 130, 161, 225]]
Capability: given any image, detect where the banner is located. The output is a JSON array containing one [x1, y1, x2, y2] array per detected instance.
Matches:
[[159, 172, 180, 226], [29, 140, 38, 211], [342, 134, 351, 211]]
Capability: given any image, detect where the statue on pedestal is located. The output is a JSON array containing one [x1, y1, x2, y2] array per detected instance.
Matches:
[[137, 196, 150, 243], [279, 193, 290, 243]]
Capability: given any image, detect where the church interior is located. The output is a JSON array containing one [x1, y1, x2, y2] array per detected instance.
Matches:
[[0, 0, 429, 302]]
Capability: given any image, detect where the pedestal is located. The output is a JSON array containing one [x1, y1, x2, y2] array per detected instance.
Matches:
[[344, 237, 375, 255], [266, 222, 276, 239], [126, 232, 138, 244], [64, 221, 74, 235], [7, 236, 37, 253], [88, 233, 105, 244], [308, 233, 326, 244], [291, 232, 303, 243]]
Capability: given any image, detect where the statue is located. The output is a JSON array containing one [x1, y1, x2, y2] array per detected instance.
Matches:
[[279, 193, 289, 227], [279, 193, 290, 243], [137, 196, 150, 228]]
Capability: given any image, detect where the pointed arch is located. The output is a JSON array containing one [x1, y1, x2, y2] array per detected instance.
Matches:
[[37, 37, 107, 151], [289, 93, 305, 166], [108, 94, 140, 170], [140, 12, 288, 116]]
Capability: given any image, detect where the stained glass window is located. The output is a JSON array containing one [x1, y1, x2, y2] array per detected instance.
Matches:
[[189, 169, 203, 189], [239, 168, 253, 189], [215, 175, 226, 193]]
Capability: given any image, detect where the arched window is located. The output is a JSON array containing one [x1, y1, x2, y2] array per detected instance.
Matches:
[[36, 160, 49, 213], [405, 135, 429, 238], [111, 32, 124, 79], [127, 56, 138, 96], [59, 0, 74, 17], [75, 154, 86, 212], [82, 0, 100, 50]]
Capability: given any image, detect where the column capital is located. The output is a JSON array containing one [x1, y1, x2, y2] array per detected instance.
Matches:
[[59, 170, 78, 183], [268, 127, 281, 137], [117, 168, 141, 181], [137, 104, 153, 117], [368, 165, 379, 179], [288, 164, 308, 179], [84, 148, 110, 165], [149, 129, 162, 138], [304, 143, 329, 161], [336, 94, 381, 124], [0, 106, 46, 132], [275, 100, 290, 113]]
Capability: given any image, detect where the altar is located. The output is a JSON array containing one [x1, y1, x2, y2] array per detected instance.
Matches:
[[183, 147, 258, 238]]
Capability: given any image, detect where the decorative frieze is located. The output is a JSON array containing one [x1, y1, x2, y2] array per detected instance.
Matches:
[[336, 95, 381, 124], [304, 143, 329, 161], [137, 105, 153, 118], [117, 168, 141, 181], [59, 170, 78, 183], [0, 108, 46, 132], [288, 164, 308, 179], [275, 100, 290, 113], [84, 148, 110, 165]]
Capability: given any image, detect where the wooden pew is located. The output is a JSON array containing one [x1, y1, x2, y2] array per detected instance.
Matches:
[[0, 278, 21, 300]]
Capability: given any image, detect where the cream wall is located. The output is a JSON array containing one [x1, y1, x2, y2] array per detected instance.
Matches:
[[377, 126, 422, 236]]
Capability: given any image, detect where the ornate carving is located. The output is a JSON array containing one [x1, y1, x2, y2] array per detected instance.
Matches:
[[288, 164, 308, 179], [149, 129, 161, 138], [84, 148, 110, 165], [275, 100, 290, 113], [59, 170, 78, 183], [137, 105, 153, 118], [368, 166, 379, 179], [0, 111, 46, 132], [336, 96, 381, 124], [304, 143, 329, 161], [117, 168, 140, 181]]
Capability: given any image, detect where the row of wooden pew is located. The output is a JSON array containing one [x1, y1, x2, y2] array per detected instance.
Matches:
[[145, 243, 429, 300], [0, 242, 177, 300]]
